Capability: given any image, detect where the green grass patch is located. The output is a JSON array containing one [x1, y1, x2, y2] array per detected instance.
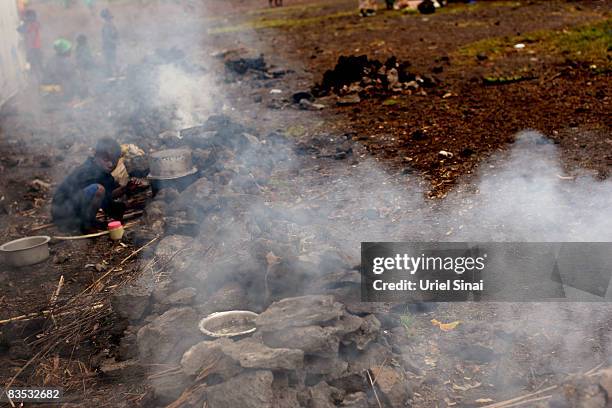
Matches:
[[208, 10, 355, 34], [382, 98, 400, 106], [437, 1, 520, 14], [457, 19, 612, 68], [246, 0, 354, 16], [400, 310, 415, 335]]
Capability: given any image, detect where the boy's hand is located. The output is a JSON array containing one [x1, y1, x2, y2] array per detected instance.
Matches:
[[126, 178, 143, 191]]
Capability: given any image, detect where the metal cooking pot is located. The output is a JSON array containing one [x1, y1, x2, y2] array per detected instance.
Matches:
[[199, 310, 258, 338], [148, 148, 197, 180], [0, 236, 51, 267]]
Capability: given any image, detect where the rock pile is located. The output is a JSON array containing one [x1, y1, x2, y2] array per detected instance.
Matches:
[[133, 296, 413, 407], [106, 114, 415, 407], [313, 55, 438, 101]]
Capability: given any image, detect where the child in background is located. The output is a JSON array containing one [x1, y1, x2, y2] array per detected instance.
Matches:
[[100, 9, 119, 77], [51, 138, 136, 233], [75, 34, 95, 72], [18, 9, 43, 81], [44, 38, 77, 100], [75, 34, 95, 96]]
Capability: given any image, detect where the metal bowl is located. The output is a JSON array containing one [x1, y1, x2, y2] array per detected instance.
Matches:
[[0, 236, 51, 267], [198, 310, 258, 338], [148, 148, 197, 180]]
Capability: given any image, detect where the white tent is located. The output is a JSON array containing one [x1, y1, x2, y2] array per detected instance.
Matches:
[[0, 0, 25, 108]]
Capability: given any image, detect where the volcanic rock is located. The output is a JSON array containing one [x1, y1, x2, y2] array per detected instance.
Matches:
[[308, 381, 345, 408], [347, 342, 393, 373], [160, 287, 197, 306], [373, 366, 412, 407], [256, 295, 345, 331], [111, 272, 156, 321], [155, 187, 180, 204], [170, 177, 217, 217], [181, 338, 241, 379], [117, 327, 138, 361], [155, 234, 194, 259], [309, 270, 361, 294], [263, 326, 340, 355], [304, 354, 349, 380], [220, 338, 304, 370], [151, 280, 173, 303], [150, 370, 191, 404], [196, 282, 250, 315], [205, 370, 274, 408], [137, 307, 202, 363], [224, 55, 266, 75], [343, 314, 381, 350], [340, 392, 368, 408], [180, 114, 255, 152], [330, 312, 365, 337], [273, 384, 301, 408]]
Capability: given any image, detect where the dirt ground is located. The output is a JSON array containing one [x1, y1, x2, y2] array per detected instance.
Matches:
[[0, 0, 611, 406]]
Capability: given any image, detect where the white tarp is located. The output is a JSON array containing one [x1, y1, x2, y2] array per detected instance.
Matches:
[[0, 1, 24, 107]]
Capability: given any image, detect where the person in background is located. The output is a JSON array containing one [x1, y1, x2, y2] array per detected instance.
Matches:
[[418, 0, 437, 14], [359, 0, 377, 16], [75, 34, 95, 96], [75, 34, 95, 72], [44, 38, 77, 100], [51, 138, 135, 233], [17, 9, 43, 81], [100, 9, 118, 77], [83, 0, 96, 15], [17, 0, 29, 18]]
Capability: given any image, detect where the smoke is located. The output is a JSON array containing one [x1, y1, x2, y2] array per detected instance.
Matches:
[[156, 64, 220, 129], [439, 130, 612, 242]]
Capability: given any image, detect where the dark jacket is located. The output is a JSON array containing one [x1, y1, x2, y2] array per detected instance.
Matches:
[[52, 157, 118, 220]]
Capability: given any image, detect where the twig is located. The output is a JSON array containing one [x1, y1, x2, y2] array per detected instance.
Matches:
[[545, 72, 562, 83], [584, 362, 604, 376], [65, 235, 159, 305], [366, 369, 383, 408], [120, 235, 159, 265], [481, 385, 557, 408], [148, 367, 182, 380], [3, 341, 54, 394], [31, 222, 54, 232], [501, 395, 551, 408], [49, 275, 65, 307], [0, 311, 49, 325]]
